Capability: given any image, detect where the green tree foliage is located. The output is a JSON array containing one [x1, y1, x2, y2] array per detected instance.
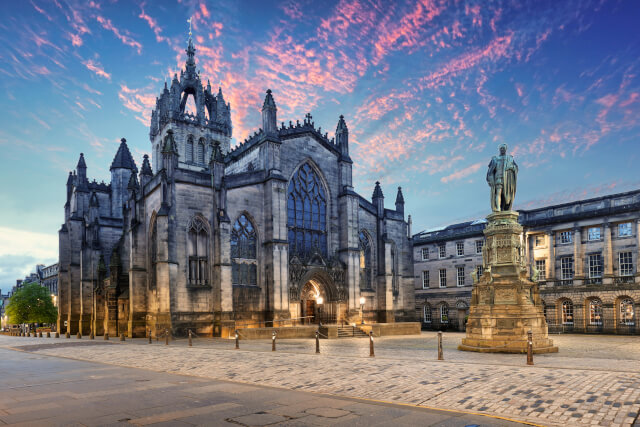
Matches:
[[6, 282, 57, 324]]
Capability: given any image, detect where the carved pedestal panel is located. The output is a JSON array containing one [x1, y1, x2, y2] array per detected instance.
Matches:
[[459, 211, 558, 353]]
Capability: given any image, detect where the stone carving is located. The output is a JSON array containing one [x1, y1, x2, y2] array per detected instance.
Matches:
[[487, 144, 518, 212]]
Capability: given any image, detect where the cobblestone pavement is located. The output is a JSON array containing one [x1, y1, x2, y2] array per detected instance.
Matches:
[[3, 333, 640, 426], [0, 348, 522, 426]]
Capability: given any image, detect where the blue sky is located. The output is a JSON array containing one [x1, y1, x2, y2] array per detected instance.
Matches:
[[1, 0, 639, 288]]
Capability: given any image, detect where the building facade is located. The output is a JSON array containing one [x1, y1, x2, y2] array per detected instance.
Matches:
[[414, 190, 640, 334], [57, 35, 415, 337]]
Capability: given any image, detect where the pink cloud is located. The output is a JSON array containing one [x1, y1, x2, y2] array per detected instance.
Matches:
[[118, 84, 156, 126], [96, 16, 143, 54], [82, 59, 111, 80], [440, 162, 482, 183], [138, 7, 167, 44]]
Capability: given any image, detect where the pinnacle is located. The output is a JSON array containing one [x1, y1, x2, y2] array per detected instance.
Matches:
[[110, 138, 138, 173]]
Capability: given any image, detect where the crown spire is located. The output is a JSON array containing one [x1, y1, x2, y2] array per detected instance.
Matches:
[[185, 17, 196, 77]]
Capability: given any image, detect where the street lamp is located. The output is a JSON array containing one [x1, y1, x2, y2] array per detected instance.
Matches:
[[359, 296, 365, 325], [316, 296, 323, 326]]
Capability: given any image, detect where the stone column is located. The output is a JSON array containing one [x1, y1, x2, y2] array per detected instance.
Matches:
[[546, 231, 555, 280], [573, 227, 584, 282], [603, 223, 613, 279], [636, 219, 640, 276]]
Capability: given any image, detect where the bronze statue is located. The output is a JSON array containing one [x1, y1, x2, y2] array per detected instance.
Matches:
[[487, 143, 518, 212]]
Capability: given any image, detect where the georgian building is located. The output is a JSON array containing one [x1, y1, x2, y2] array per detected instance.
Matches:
[[414, 190, 640, 334], [57, 33, 415, 338]]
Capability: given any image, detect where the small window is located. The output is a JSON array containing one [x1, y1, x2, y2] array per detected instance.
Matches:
[[561, 256, 574, 280], [562, 300, 574, 325], [619, 222, 632, 237], [589, 299, 603, 325], [475, 240, 484, 254], [535, 235, 545, 247], [619, 252, 633, 276], [476, 265, 483, 278], [423, 305, 432, 323], [535, 259, 546, 280], [456, 242, 464, 256], [439, 269, 447, 288], [588, 227, 601, 241], [588, 254, 602, 278], [421, 248, 429, 261], [438, 243, 446, 258], [560, 231, 572, 244], [422, 271, 429, 289], [440, 305, 449, 323], [456, 267, 465, 287], [620, 299, 635, 326]]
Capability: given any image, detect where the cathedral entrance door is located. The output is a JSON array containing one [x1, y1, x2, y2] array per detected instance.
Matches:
[[305, 300, 316, 324], [300, 281, 324, 325]]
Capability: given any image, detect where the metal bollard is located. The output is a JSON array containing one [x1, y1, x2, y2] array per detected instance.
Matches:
[[235, 330, 239, 349], [272, 331, 276, 352], [437, 331, 443, 360], [369, 331, 375, 357], [90, 332, 94, 340], [55, 332, 59, 338], [148, 334, 152, 344], [188, 330, 193, 347], [38, 331, 42, 338], [104, 333, 109, 340], [527, 330, 534, 365], [46, 331, 51, 338], [66, 332, 70, 339], [165, 329, 169, 345], [120, 333, 125, 342], [77, 332, 82, 339], [315, 330, 320, 354]]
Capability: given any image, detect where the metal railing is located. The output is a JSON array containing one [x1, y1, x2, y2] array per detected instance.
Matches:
[[547, 317, 638, 335]]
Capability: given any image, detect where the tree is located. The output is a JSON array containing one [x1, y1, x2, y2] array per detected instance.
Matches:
[[6, 282, 57, 325]]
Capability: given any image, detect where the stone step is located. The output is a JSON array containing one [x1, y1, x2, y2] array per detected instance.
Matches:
[[337, 326, 368, 338]]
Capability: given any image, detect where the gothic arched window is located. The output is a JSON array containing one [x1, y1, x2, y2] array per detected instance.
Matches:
[[150, 218, 157, 289], [186, 135, 194, 163], [187, 217, 209, 286], [197, 138, 205, 164], [287, 163, 327, 258], [391, 244, 399, 295], [231, 214, 257, 286], [359, 231, 372, 290]]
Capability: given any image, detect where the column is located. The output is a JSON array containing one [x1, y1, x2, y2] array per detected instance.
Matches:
[[603, 223, 613, 278], [573, 227, 583, 281], [546, 231, 555, 280], [636, 219, 640, 275]]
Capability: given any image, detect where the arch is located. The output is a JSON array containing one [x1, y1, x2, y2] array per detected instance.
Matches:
[[359, 230, 373, 290], [390, 241, 399, 295], [231, 213, 258, 286], [197, 138, 205, 165], [438, 302, 449, 324], [558, 298, 574, 325], [148, 211, 158, 289], [586, 297, 603, 326], [187, 216, 210, 286], [455, 300, 468, 309], [186, 135, 194, 163], [287, 161, 328, 259], [423, 303, 432, 323], [617, 297, 635, 326]]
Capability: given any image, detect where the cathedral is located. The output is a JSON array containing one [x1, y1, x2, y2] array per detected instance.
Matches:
[[57, 33, 415, 338]]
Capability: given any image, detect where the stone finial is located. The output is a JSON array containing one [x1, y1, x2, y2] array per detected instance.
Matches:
[[77, 153, 87, 169], [372, 181, 383, 199], [140, 154, 153, 176], [110, 138, 138, 173]]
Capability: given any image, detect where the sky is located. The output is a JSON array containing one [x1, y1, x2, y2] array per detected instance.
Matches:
[[1, 0, 639, 289]]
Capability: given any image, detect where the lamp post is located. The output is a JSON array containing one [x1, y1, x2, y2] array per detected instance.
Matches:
[[359, 296, 365, 325], [316, 296, 323, 326]]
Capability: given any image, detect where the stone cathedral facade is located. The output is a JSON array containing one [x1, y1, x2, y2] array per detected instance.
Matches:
[[57, 36, 415, 337]]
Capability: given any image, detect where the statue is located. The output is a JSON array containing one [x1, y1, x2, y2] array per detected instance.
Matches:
[[486, 144, 518, 212]]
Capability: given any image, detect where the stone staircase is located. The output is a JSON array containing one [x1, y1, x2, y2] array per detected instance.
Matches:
[[337, 325, 369, 338]]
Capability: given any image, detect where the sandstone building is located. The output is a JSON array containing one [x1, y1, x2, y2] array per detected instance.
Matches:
[[57, 35, 415, 337], [413, 190, 640, 334]]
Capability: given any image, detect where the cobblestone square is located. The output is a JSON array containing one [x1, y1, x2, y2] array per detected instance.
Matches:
[[2, 332, 639, 426]]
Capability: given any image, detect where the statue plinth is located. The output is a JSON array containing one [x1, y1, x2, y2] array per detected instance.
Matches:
[[459, 211, 558, 354]]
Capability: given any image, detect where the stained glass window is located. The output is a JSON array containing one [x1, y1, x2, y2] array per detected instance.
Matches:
[[231, 214, 257, 286], [187, 217, 208, 286], [359, 231, 372, 290], [287, 163, 327, 258]]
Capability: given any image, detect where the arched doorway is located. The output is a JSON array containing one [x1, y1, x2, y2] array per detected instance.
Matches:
[[300, 281, 324, 324]]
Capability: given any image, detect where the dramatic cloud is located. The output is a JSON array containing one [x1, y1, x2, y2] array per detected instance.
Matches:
[[96, 15, 143, 54], [82, 59, 111, 80], [440, 162, 482, 183]]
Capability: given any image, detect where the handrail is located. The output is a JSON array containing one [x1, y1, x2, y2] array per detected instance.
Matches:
[[233, 316, 315, 330]]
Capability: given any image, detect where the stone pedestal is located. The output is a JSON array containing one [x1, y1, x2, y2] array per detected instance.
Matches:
[[459, 211, 558, 354]]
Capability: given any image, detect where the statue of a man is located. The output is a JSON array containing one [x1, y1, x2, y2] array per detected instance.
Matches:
[[486, 144, 518, 212]]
